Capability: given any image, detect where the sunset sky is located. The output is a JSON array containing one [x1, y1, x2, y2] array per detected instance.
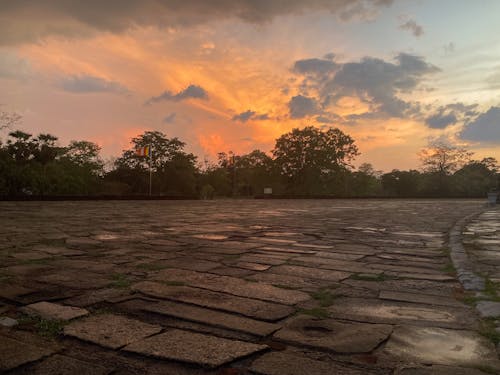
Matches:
[[1, 0, 499, 171]]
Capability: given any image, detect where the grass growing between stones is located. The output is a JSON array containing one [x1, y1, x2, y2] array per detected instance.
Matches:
[[350, 273, 395, 282], [298, 308, 330, 319], [109, 273, 131, 288], [478, 318, 500, 346], [18, 315, 65, 339], [310, 289, 337, 307], [442, 262, 456, 275]]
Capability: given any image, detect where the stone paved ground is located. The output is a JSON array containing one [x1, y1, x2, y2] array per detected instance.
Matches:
[[462, 208, 500, 322], [1, 199, 499, 374]]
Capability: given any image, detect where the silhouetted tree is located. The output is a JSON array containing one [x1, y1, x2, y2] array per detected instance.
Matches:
[[108, 130, 198, 195], [272, 126, 359, 194], [419, 142, 473, 195]]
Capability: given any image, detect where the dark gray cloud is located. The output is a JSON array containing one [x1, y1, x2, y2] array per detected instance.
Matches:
[[426, 113, 457, 129], [147, 84, 208, 104], [232, 110, 269, 122], [293, 58, 338, 76], [289, 95, 320, 118], [0, 0, 393, 45], [398, 18, 424, 37], [325, 53, 438, 117], [60, 74, 128, 94], [290, 52, 440, 122], [460, 107, 500, 143], [425, 102, 478, 129], [162, 112, 176, 124]]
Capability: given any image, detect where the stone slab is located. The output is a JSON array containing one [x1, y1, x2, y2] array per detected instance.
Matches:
[[476, 301, 500, 318], [238, 255, 288, 266], [328, 297, 476, 329], [64, 314, 162, 349], [274, 315, 392, 353], [153, 269, 310, 305], [0, 317, 18, 327], [158, 258, 220, 272], [269, 265, 351, 282], [383, 271, 454, 282], [258, 246, 316, 255], [65, 237, 101, 249], [0, 285, 34, 301], [383, 326, 499, 368], [379, 290, 464, 307], [21, 301, 89, 321], [0, 336, 57, 371], [368, 263, 443, 275], [398, 365, 489, 375], [233, 261, 271, 271], [63, 288, 133, 307], [209, 266, 254, 277], [312, 252, 366, 261], [123, 328, 267, 368], [250, 351, 366, 375], [25, 354, 111, 375], [132, 281, 294, 321], [138, 300, 280, 337], [250, 272, 332, 289]]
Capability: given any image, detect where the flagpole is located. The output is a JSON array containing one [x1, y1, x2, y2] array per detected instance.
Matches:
[[149, 144, 152, 197]]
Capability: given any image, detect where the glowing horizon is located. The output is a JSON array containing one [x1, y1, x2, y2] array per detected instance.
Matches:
[[1, 0, 499, 172]]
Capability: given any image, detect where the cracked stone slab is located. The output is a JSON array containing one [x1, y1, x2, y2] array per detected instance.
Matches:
[[123, 328, 267, 368], [24, 354, 111, 375], [274, 315, 392, 353], [64, 314, 162, 349], [153, 269, 310, 305], [21, 301, 89, 321], [327, 297, 476, 329], [383, 326, 500, 369], [130, 300, 281, 337], [379, 290, 464, 307], [0, 336, 58, 371], [250, 351, 366, 375], [132, 281, 294, 321], [269, 265, 351, 282]]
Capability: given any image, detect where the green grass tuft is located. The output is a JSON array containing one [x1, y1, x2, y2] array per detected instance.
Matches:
[[109, 273, 131, 288], [310, 289, 337, 307], [442, 263, 456, 275], [18, 315, 65, 338], [479, 318, 500, 346], [298, 308, 330, 319]]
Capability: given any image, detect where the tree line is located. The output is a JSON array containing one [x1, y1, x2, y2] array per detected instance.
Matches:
[[0, 118, 498, 198]]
